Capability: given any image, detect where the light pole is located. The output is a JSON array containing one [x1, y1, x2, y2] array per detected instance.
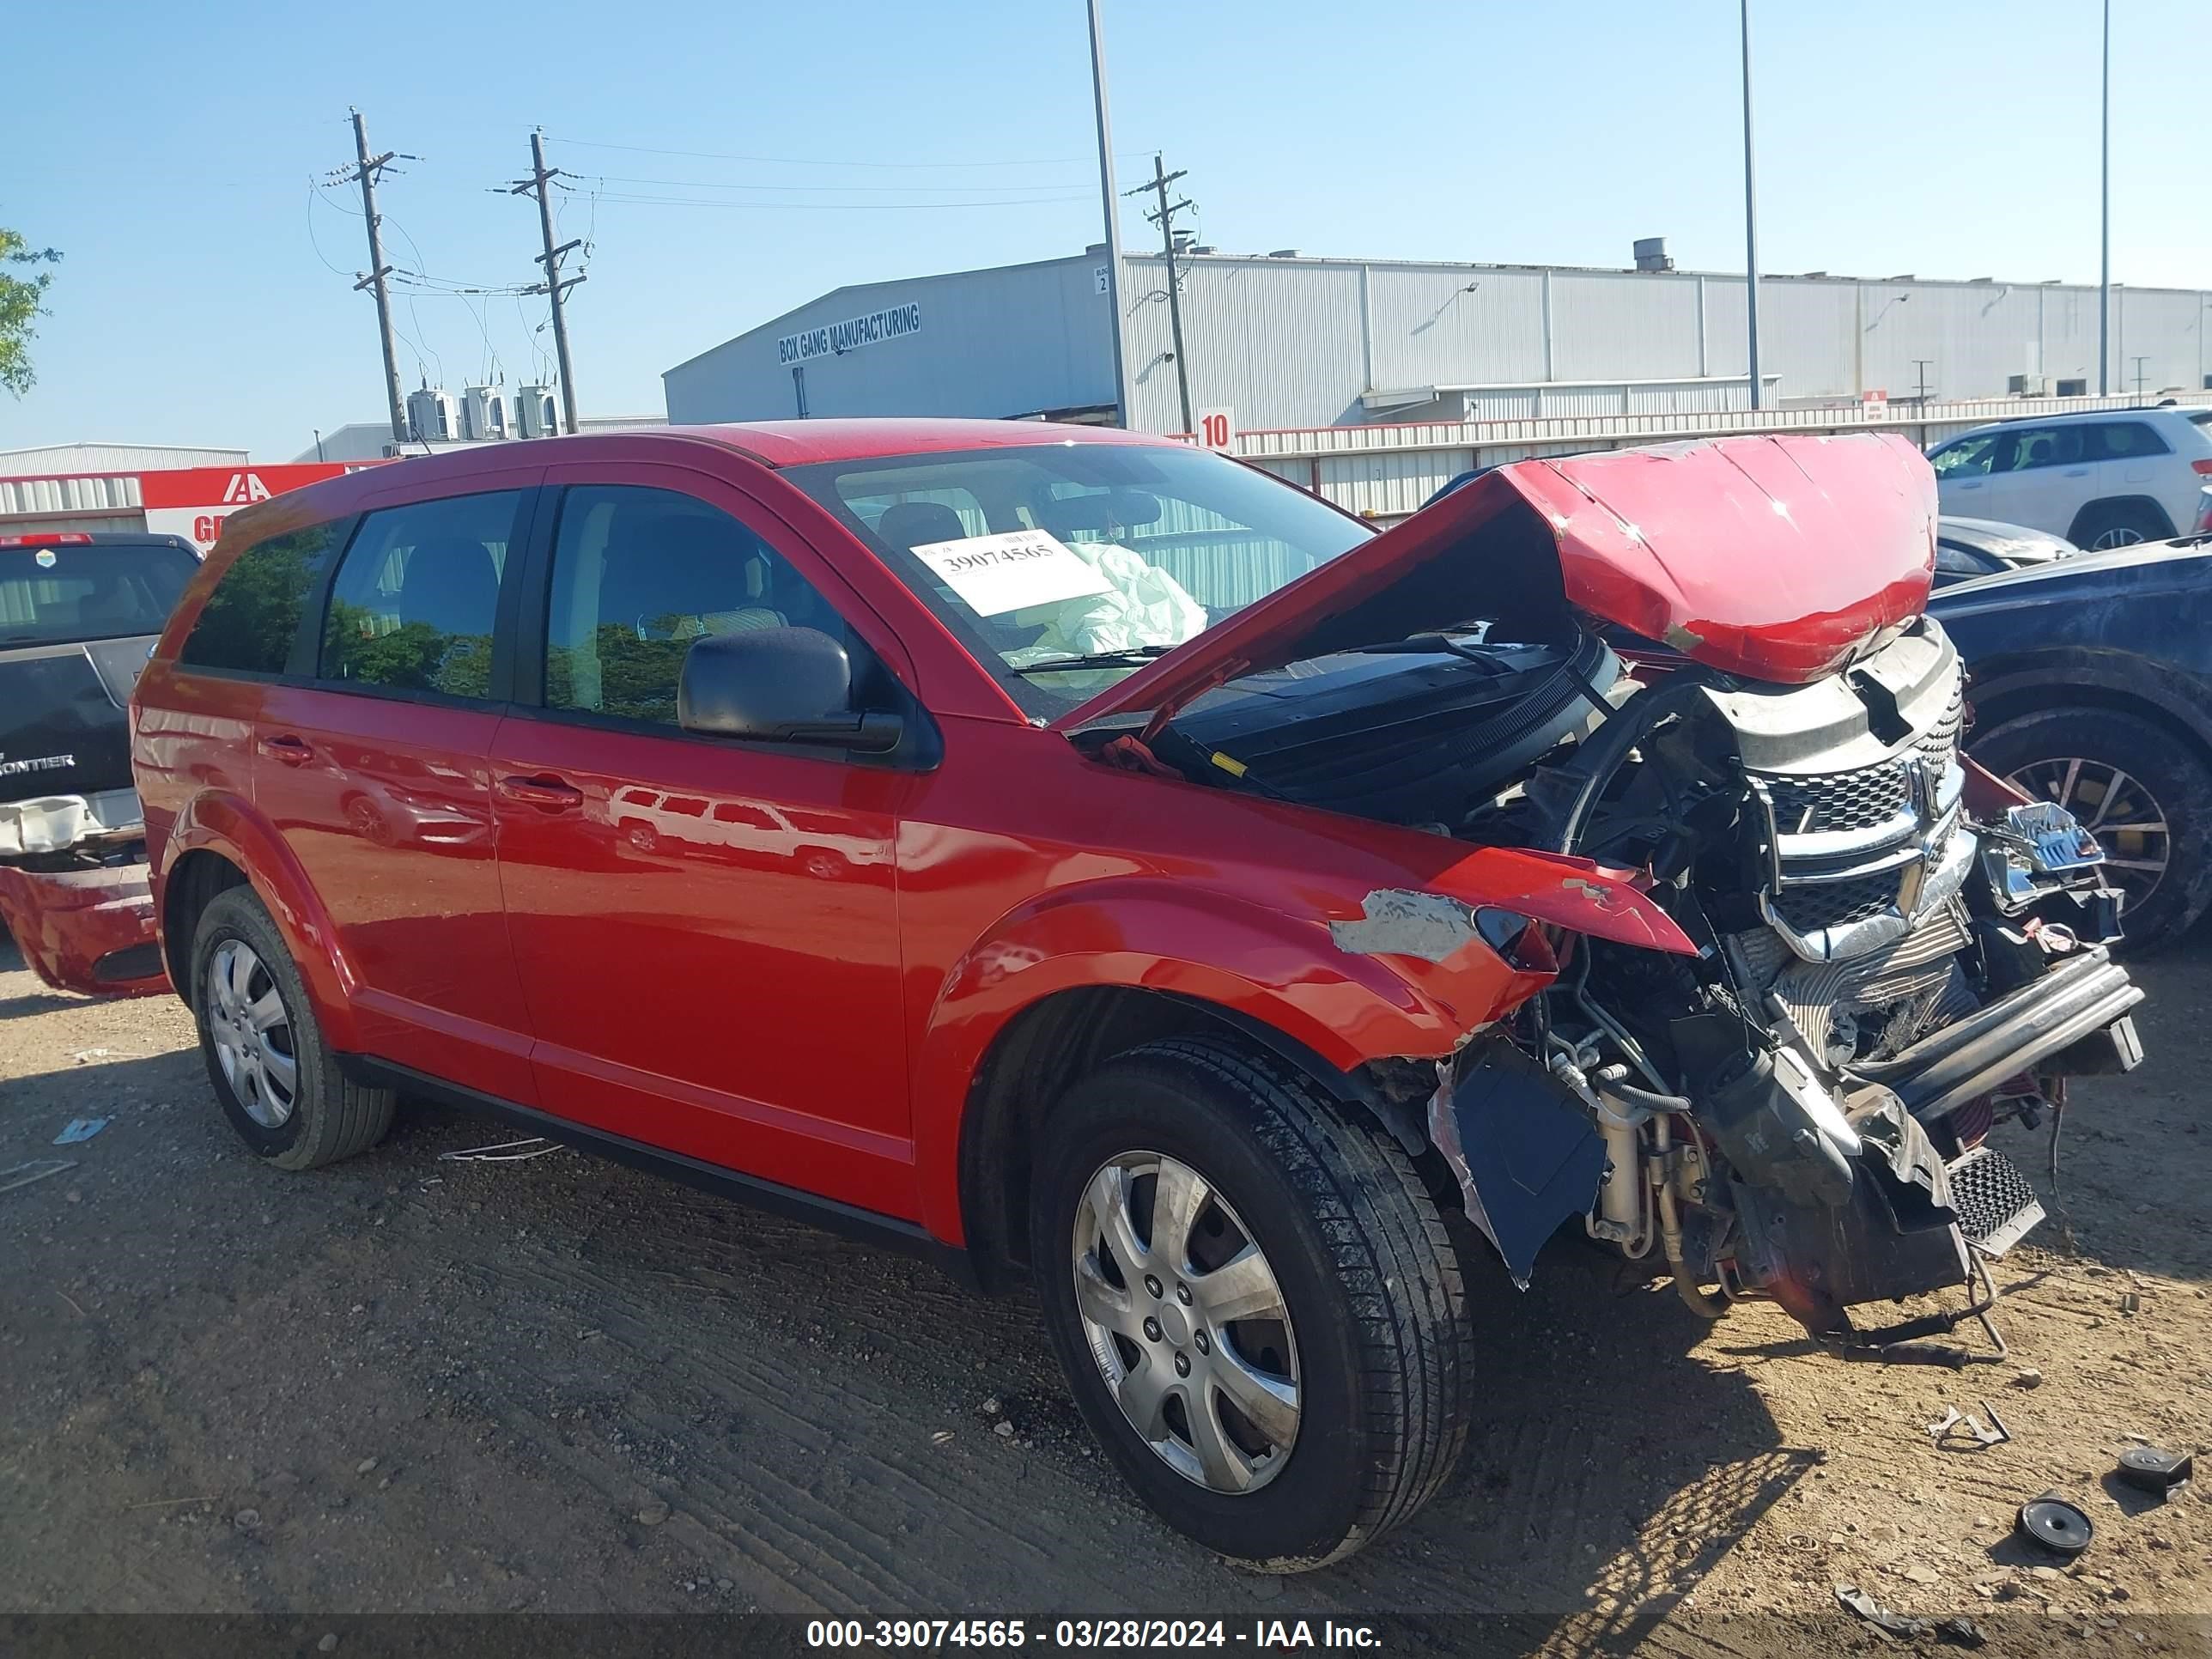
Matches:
[[1739, 0, 1763, 410], [2100, 0, 2112, 395], [1087, 0, 1131, 429]]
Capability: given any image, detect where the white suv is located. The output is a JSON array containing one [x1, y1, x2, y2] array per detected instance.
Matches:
[[1928, 407, 2212, 549]]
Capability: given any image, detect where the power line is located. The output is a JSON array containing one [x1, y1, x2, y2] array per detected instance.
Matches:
[[509, 129, 583, 434], [331, 109, 414, 445], [1128, 155, 1197, 435], [568, 171, 1091, 196], [545, 133, 1146, 170], [562, 189, 1090, 211]]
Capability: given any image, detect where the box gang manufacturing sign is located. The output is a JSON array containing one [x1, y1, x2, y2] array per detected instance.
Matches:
[[778, 302, 922, 366]]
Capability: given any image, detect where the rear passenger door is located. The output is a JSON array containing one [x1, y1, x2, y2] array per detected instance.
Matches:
[[254, 481, 542, 1103], [489, 465, 921, 1220]]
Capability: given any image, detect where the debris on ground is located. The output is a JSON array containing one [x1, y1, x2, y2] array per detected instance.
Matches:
[[52, 1117, 109, 1146], [1923, 1401, 2009, 1449], [0, 1158, 76, 1194], [438, 1137, 562, 1164], [1834, 1584, 1988, 1647], [2015, 1492, 2094, 1557], [992, 1420, 1015, 1438], [633, 1499, 670, 1526], [2010, 1367, 2043, 1389], [2115, 1445, 2194, 1495]]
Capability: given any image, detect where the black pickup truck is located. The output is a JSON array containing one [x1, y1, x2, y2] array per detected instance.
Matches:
[[1, 531, 199, 865]]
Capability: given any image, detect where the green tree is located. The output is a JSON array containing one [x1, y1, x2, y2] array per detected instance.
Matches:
[[1, 227, 63, 398]]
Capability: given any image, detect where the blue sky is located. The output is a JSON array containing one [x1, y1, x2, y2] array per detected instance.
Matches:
[[3, 0, 2204, 459]]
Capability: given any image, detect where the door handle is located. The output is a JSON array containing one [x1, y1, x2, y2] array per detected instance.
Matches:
[[497, 773, 585, 811], [2063, 467, 2091, 477], [258, 733, 313, 767]]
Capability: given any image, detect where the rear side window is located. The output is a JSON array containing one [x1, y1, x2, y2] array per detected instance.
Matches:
[[2091, 422, 2172, 459], [319, 491, 524, 700], [179, 526, 343, 675]]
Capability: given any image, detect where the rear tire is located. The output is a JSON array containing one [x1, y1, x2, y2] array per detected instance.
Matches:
[[2069, 501, 2172, 551], [1970, 705, 2212, 951], [1029, 1036, 1473, 1569], [190, 886, 393, 1170]]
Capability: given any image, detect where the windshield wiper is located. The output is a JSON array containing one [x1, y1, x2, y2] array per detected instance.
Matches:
[[1008, 645, 1176, 676]]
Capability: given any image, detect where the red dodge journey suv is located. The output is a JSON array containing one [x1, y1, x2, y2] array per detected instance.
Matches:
[[132, 421, 2141, 1567]]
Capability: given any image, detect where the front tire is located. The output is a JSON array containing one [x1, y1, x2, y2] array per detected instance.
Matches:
[[1030, 1037, 1473, 1568], [190, 886, 394, 1170], [1971, 705, 2212, 951]]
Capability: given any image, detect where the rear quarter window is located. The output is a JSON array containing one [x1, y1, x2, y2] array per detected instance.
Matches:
[[178, 523, 349, 676]]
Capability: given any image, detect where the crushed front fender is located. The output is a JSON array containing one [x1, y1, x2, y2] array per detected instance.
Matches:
[[0, 863, 168, 998]]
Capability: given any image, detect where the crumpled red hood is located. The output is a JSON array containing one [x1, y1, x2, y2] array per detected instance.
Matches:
[[1052, 430, 1938, 731]]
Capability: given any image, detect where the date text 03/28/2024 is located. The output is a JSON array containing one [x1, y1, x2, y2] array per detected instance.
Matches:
[[805, 1621, 1383, 1650]]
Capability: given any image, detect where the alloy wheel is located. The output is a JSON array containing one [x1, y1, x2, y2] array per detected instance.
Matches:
[[2005, 756, 2170, 912], [1071, 1152, 1301, 1494], [2090, 526, 2147, 550], [205, 939, 300, 1128]]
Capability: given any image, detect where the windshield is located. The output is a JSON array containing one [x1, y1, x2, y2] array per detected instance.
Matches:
[[787, 443, 1373, 716], [0, 542, 198, 647]]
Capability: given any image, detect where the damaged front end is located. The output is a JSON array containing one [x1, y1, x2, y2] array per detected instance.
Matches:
[[1070, 433, 2144, 1355], [1395, 615, 2140, 1352]]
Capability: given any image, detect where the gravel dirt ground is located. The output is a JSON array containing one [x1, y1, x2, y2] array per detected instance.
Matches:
[[2, 929, 2207, 1657]]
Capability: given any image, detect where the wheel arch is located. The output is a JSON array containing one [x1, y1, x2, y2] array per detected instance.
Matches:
[[2066, 495, 2178, 545], [1966, 653, 2212, 775], [950, 983, 1440, 1295], [156, 793, 362, 1047]]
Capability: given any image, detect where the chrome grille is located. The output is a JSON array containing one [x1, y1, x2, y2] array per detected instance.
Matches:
[[1765, 763, 1911, 836], [1771, 871, 1906, 934]]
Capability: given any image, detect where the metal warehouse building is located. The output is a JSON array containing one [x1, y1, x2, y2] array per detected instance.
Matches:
[[665, 246, 2212, 436]]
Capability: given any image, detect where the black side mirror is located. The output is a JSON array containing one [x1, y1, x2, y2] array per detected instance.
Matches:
[[677, 628, 904, 754]]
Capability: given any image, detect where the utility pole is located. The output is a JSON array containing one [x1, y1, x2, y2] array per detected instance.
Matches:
[[2100, 0, 2112, 395], [342, 110, 409, 445], [1129, 155, 1195, 436], [1086, 0, 1130, 428], [1739, 0, 1763, 410], [510, 130, 583, 434], [1911, 358, 1936, 447], [2131, 356, 2149, 398]]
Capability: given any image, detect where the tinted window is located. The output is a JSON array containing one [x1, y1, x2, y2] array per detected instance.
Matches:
[[179, 526, 343, 674], [319, 492, 522, 699], [1929, 434, 1996, 478], [2, 540, 198, 649], [1994, 426, 2086, 471], [543, 485, 846, 728], [2090, 422, 2172, 459]]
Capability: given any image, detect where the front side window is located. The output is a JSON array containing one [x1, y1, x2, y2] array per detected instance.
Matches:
[[3, 540, 198, 651], [788, 444, 1371, 716], [319, 491, 522, 699], [1991, 427, 2082, 471], [542, 485, 846, 729], [1929, 434, 1996, 478], [179, 526, 342, 674]]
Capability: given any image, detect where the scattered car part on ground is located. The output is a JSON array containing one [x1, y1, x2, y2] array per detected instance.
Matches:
[[2115, 1445, 2193, 1494], [39, 418, 2141, 1569], [50, 1117, 109, 1146], [0, 862, 167, 996], [2016, 1492, 2095, 1556], [1927, 408, 2212, 548], [438, 1136, 563, 1163], [1930, 532, 2212, 949], [1925, 1401, 2010, 1448], [1834, 1583, 1989, 1646], [0, 1158, 76, 1194]]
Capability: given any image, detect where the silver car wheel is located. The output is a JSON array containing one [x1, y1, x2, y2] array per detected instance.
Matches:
[[1071, 1152, 1301, 1495], [2007, 755, 2171, 910], [205, 939, 300, 1129], [2090, 526, 2147, 550]]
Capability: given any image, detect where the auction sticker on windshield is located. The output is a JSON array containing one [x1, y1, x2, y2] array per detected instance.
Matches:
[[908, 529, 1114, 617]]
